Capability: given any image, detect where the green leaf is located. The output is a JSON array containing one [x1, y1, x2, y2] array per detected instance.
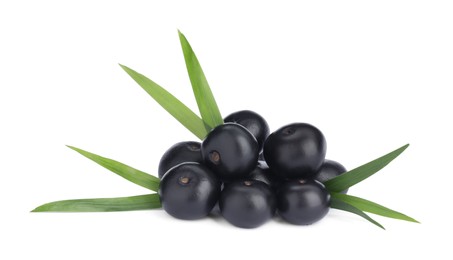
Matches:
[[330, 197, 385, 229], [331, 193, 419, 223], [67, 145, 160, 192], [324, 144, 409, 192], [120, 64, 209, 140], [178, 30, 223, 129], [31, 194, 161, 212]]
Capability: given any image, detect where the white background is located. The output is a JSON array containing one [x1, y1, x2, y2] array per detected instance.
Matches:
[[1, 1, 452, 259]]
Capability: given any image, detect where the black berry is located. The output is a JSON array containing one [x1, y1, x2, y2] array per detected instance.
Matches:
[[159, 162, 220, 220], [224, 110, 270, 151], [220, 180, 276, 228], [258, 152, 265, 161], [263, 123, 326, 179], [315, 159, 348, 194], [202, 123, 259, 180], [158, 141, 202, 178], [245, 160, 282, 191], [276, 179, 330, 225], [247, 161, 273, 186]]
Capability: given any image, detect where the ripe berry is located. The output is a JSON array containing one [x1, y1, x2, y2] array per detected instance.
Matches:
[[220, 180, 276, 228], [159, 162, 220, 220], [224, 110, 270, 151], [276, 179, 330, 225], [202, 123, 259, 180], [158, 141, 203, 178], [246, 161, 271, 185], [315, 159, 348, 194], [263, 123, 326, 179], [246, 161, 280, 190]]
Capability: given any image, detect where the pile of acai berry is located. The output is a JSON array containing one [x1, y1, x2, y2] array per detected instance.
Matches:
[[158, 110, 345, 228]]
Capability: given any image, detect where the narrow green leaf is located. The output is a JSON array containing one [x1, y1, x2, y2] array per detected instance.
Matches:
[[331, 193, 419, 223], [31, 194, 161, 212], [178, 30, 223, 129], [67, 145, 160, 192], [330, 197, 385, 229], [324, 144, 409, 192], [120, 64, 209, 139]]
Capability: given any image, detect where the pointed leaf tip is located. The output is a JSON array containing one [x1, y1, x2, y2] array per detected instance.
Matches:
[[179, 31, 223, 129], [331, 198, 386, 229], [120, 64, 209, 139], [31, 194, 161, 212], [66, 145, 160, 191], [331, 193, 419, 223]]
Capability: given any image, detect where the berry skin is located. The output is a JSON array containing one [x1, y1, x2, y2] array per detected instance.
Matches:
[[158, 141, 203, 178], [202, 123, 259, 180], [220, 180, 276, 228], [246, 161, 273, 186], [276, 179, 330, 225], [224, 110, 270, 151], [258, 152, 265, 161], [246, 161, 280, 190], [263, 123, 326, 179], [159, 162, 221, 220], [315, 160, 348, 194]]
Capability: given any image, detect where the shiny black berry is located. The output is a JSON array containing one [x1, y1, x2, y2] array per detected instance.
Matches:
[[276, 179, 330, 225], [224, 110, 270, 151], [220, 180, 276, 228], [202, 123, 259, 180], [263, 123, 326, 179], [158, 141, 202, 178], [315, 159, 348, 194], [159, 162, 220, 220], [248, 162, 272, 185], [246, 161, 280, 190]]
